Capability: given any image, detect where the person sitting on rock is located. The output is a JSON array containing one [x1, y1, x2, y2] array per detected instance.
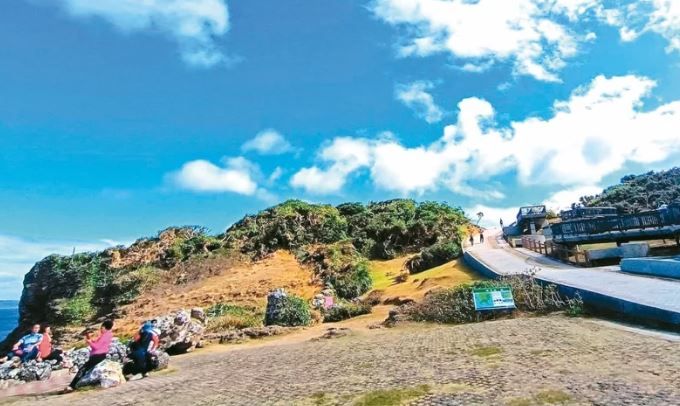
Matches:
[[64, 319, 114, 393], [37, 325, 64, 365], [126, 321, 160, 379], [2, 323, 42, 363]]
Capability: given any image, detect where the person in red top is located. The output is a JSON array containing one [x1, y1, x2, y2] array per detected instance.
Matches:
[[64, 319, 114, 393], [37, 325, 63, 364]]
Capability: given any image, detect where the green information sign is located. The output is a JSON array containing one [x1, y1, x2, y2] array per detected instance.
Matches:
[[473, 287, 515, 311]]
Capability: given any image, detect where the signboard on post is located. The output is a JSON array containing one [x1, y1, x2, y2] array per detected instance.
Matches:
[[473, 287, 515, 311]]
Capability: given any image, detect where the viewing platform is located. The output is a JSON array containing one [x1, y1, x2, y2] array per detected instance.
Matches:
[[549, 203, 680, 246]]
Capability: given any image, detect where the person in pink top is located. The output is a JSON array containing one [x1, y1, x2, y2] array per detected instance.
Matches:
[[64, 319, 114, 392]]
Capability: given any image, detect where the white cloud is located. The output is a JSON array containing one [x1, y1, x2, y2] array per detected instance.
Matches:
[[371, 0, 587, 81], [395, 81, 445, 123], [242, 129, 294, 155], [465, 205, 519, 229], [542, 185, 603, 212], [290, 75, 680, 197], [607, 0, 680, 52], [372, 0, 680, 81], [0, 235, 120, 299], [53, 0, 230, 68], [170, 157, 259, 194], [290, 137, 373, 194]]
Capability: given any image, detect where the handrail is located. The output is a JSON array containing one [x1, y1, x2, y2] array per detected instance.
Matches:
[[550, 205, 680, 237], [520, 236, 590, 267]]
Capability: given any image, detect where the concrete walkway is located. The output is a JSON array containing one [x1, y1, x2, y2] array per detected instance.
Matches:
[[466, 230, 680, 328]]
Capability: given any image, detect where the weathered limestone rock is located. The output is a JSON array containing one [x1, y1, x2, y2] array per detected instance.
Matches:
[[77, 360, 125, 389], [209, 325, 296, 344], [191, 307, 206, 323], [156, 309, 205, 354], [0, 359, 52, 385], [265, 288, 287, 326]]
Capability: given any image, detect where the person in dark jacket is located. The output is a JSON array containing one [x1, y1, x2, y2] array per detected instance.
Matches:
[[127, 321, 159, 378]]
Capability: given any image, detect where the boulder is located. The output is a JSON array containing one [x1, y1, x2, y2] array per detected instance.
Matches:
[[154, 350, 170, 371], [156, 309, 205, 354], [0, 359, 53, 383], [77, 360, 125, 389], [191, 307, 206, 323], [17, 361, 52, 382], [265, 288, 287, 325], [66, 338, 129, 370]]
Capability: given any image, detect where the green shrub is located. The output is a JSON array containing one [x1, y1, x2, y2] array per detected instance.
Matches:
[[323, 302, 372, 322], [397, 273, 580, 324], [297, 242, 373, 299], [405, 240, 462, 274], [265, 295, 312, 327], [58, 288, 96, 323], [226, 200, 348, 258]]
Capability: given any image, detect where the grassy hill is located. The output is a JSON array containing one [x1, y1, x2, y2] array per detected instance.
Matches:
[[2, 199, 473, 348], [580, 168, 680, 213]]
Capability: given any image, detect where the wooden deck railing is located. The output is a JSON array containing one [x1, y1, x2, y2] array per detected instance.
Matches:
[[550, 204, 680, 238], [521, 236, 590, 267]]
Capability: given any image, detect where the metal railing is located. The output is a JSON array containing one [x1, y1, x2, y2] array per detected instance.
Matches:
[[550, 204, 680, 238]]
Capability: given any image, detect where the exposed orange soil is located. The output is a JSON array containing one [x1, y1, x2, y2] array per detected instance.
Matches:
[[116, 251, 320, 337], [366, 256, 482, 304]]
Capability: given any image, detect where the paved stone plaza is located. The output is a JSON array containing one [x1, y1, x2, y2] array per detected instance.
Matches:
[[5, 315, 679, 405]]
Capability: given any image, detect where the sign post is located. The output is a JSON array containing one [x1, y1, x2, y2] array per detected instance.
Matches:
[[472, 287, 515, 311]]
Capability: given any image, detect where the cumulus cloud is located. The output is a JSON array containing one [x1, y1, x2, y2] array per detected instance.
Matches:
[[542, 185, 604, 212], [290, 75, 680, 197], [371, 0, 588, 81], [290, 137, 373, 194], [242, 129, 294, 155], [465, 205, 519, 229], [395, 81, 445, 123], [170, 157, 259, 194], [52, 0, 230, 68], [607, 0, 680, 52], [0, 235, 121, 299], [371, 0, 680, 81]]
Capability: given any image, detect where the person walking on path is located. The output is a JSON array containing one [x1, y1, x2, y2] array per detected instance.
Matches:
[[2, 324, 42, 363], [469, 235, 475, 246], [64, 319, 114, 392], [480, 233, 485, 244]]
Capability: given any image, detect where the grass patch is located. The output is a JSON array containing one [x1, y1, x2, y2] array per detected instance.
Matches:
[[354, 384, 431, 406], [206, 303, 263, 332], [310, 392, 332, 406], [471, 346, 503, 357], [535, 390, 572, 404], [507, 397, 533, 406]]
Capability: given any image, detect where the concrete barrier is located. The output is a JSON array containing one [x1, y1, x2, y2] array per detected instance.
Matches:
[[621, 257, 680, 279]]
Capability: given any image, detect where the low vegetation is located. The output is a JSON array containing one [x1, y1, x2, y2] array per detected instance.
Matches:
[[322, 302, 372, 323], [264, 294, 312, 327], [354, 385, 432, 406], [206, 303, 263, 331], [393, 271, 584, 324], [580, 167, 680, 213], [297, 242, 373, 300], [405, 240, 461, 274]]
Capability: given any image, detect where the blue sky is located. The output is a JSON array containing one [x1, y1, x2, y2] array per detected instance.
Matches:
[[1, 0, 679, 299]]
